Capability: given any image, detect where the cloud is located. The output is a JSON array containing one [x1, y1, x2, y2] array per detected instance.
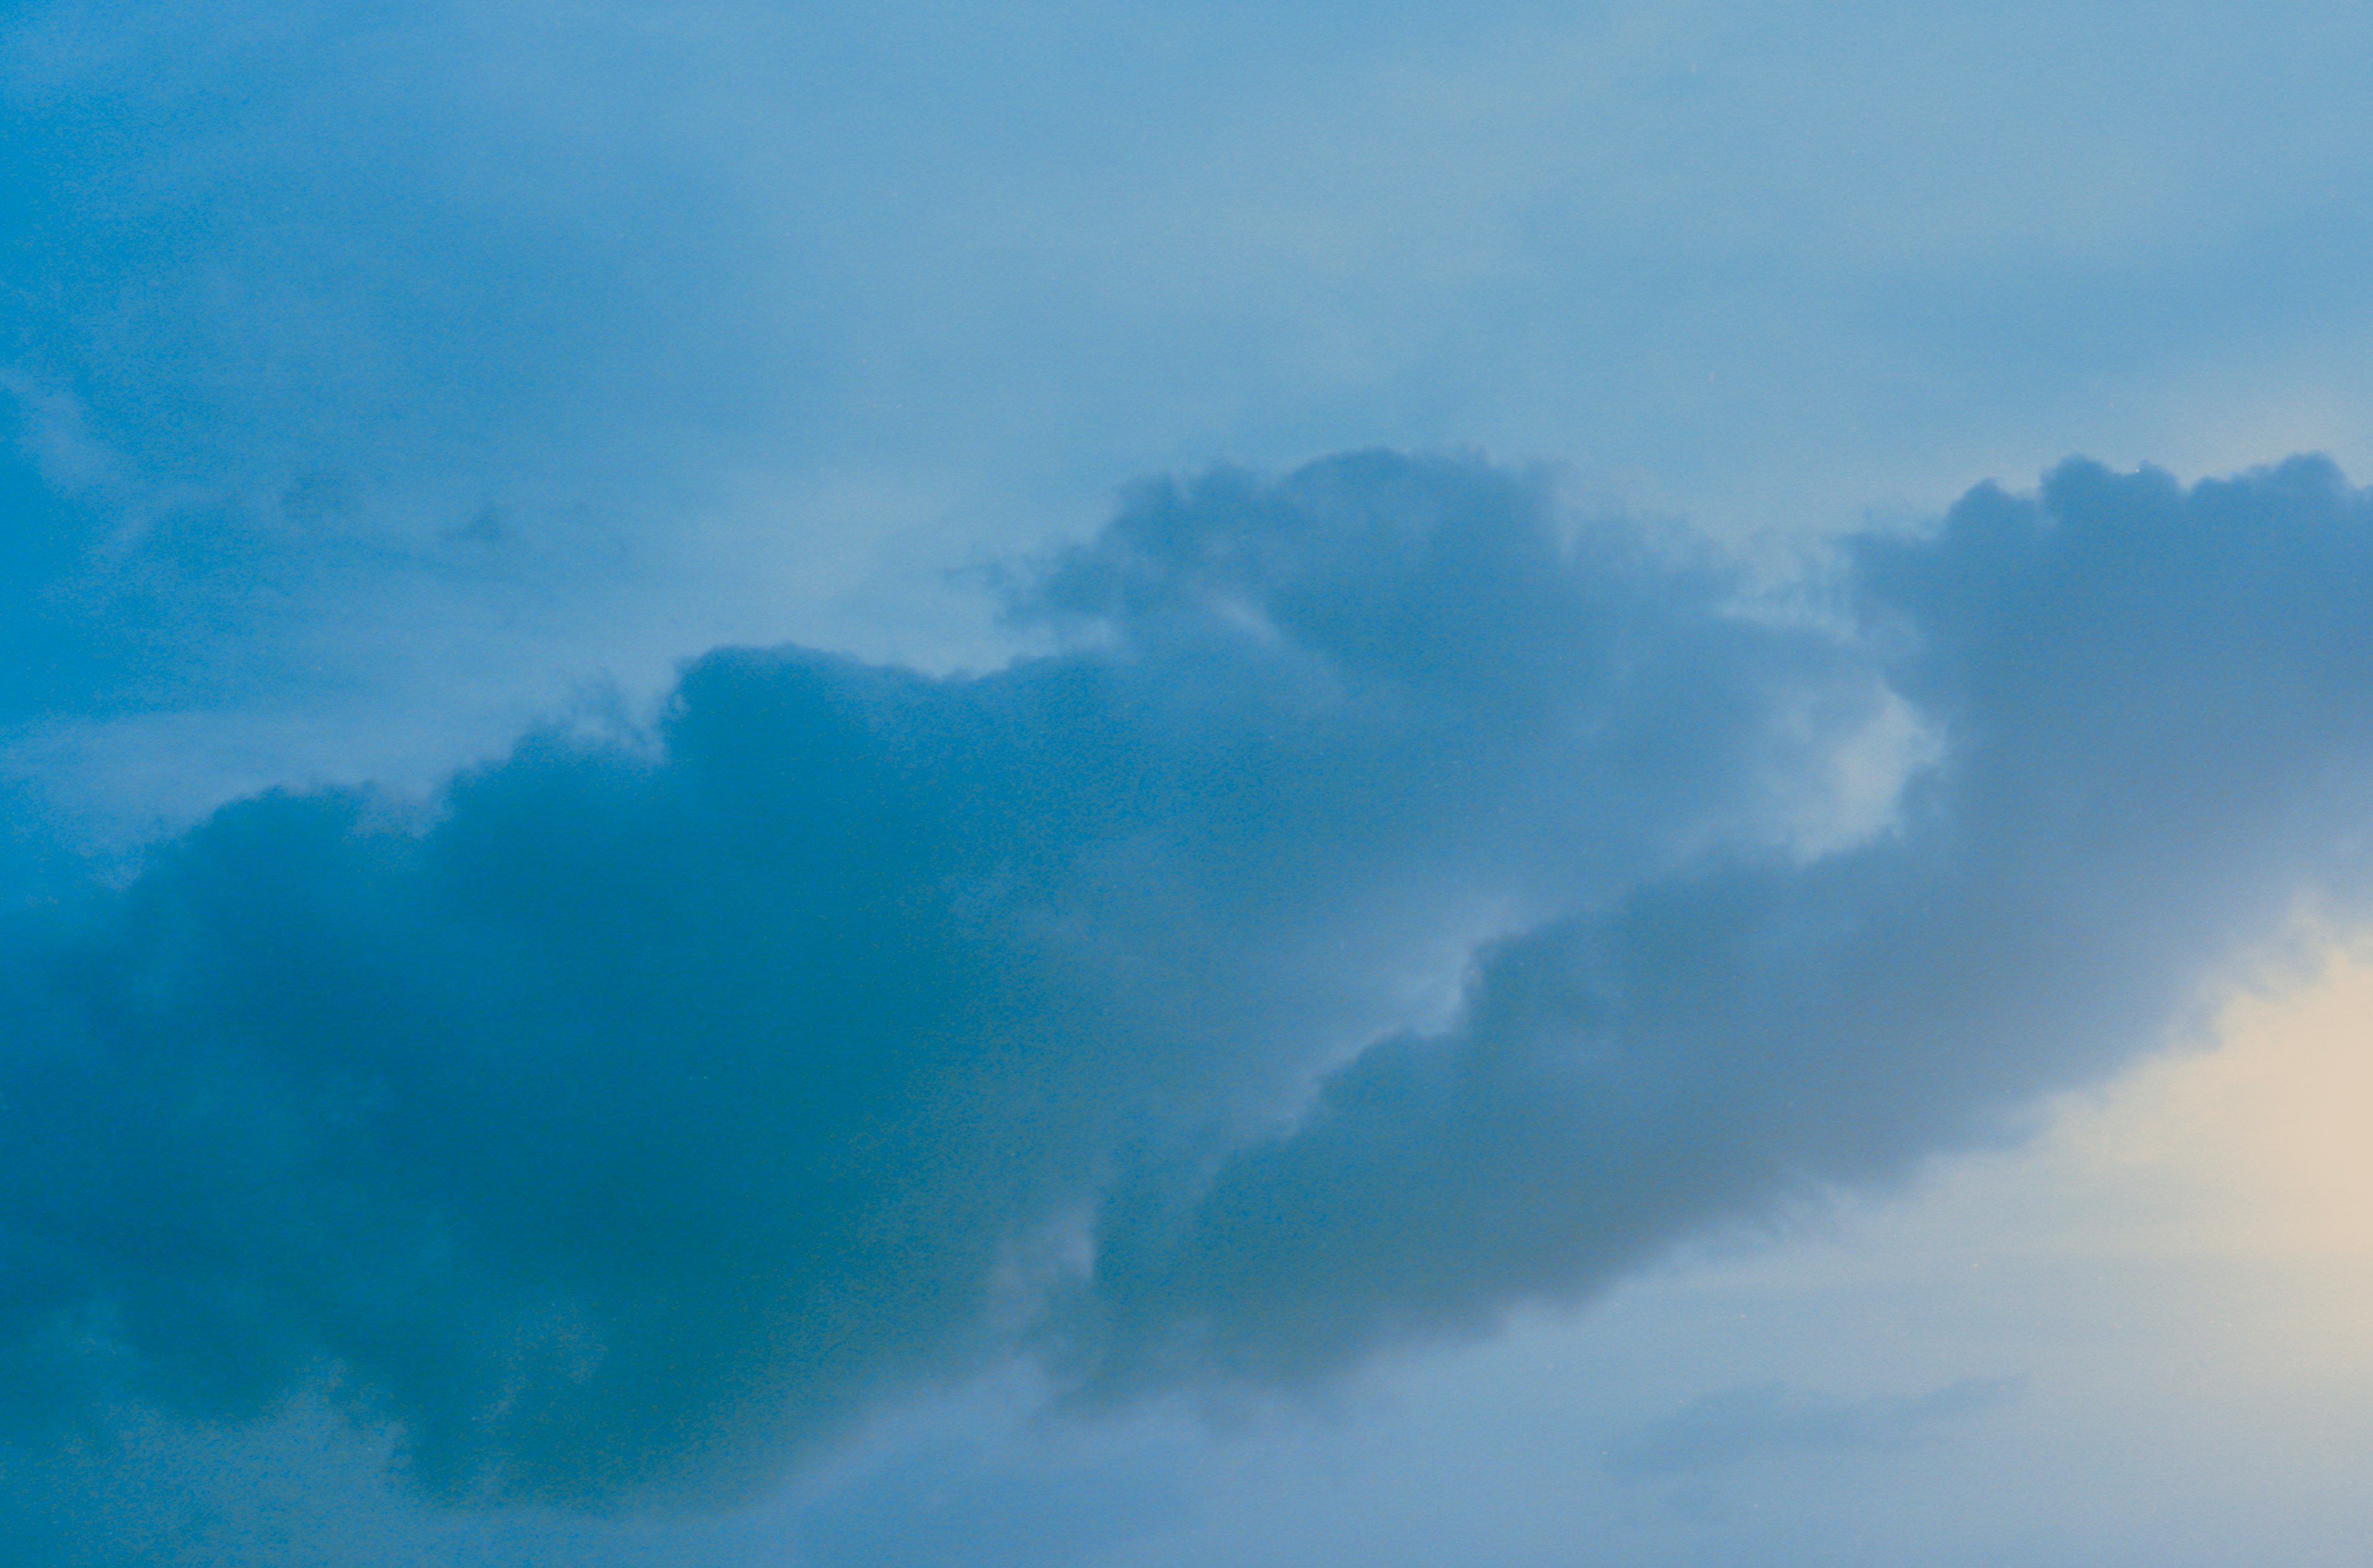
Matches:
[[0, 452, 1864, 1507], [1065, 453, 2373, 1393], [1, 449, 2369, 1514], [1605, 1375, 2023, 1479]]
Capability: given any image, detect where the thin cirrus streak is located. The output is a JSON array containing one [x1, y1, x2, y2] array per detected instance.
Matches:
[[1, 449, 2369, 1509]]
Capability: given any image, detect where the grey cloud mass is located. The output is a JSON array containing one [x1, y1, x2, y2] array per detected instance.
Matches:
[[2, 450, 2367, 1509], [1072, 458, 2373, 1393]]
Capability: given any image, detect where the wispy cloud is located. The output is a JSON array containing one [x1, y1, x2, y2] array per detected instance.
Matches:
[[1607, 1375, 2024, 1479]]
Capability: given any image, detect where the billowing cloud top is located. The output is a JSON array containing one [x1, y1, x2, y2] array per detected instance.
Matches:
[[3, 450, 2368, 1509]]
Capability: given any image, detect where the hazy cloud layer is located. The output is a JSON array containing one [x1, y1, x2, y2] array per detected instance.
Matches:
[[2, 450, 2370, 1510], [12, 0, 2373, 855]]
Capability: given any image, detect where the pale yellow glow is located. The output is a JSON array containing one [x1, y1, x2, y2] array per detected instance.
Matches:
[[2055, 940, 2373, 1260], [1696, 934, 2373, 1391]]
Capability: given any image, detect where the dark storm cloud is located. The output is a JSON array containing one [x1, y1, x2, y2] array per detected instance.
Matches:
[[1, 450, 2367, 1509], [0, 453, 1859, 1505]]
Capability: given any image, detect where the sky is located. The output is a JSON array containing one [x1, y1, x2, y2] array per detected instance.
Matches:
[[5, 1, 2373, 1563]]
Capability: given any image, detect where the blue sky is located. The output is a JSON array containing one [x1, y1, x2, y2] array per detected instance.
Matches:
[[7, 2, 2373, 1563]]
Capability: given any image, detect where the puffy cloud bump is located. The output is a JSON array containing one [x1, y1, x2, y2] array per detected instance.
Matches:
[[2, 450, 2368, 1507]]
